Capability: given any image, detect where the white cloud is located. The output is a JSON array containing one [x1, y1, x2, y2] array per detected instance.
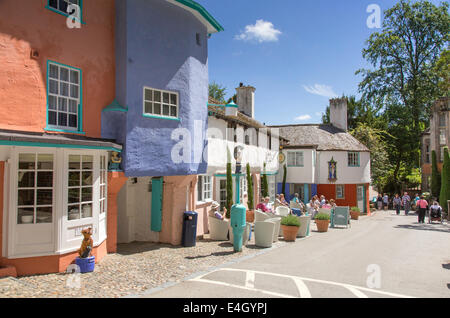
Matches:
[[294, 115, 312, 121], [315, 112, 323, 116], [235, 20, 282, 43], [303, 84, 338, 98]]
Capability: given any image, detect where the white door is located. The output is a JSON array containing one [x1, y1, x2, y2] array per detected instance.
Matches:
[[357, 185, 365, 213], [9, 150, 56, 257]]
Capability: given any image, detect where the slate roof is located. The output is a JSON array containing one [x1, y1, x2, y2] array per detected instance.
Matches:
[[269, 124, 370, 152], [207, 97, 287, 141]]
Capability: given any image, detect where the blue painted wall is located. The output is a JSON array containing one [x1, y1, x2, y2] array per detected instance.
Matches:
[[102, 0, 209, 177]]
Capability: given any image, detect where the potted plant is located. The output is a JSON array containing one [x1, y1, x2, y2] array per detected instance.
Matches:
[[280, 215, 301, 242], [246, 163, 255, 223], [350, 207, 361, 220], [315, 213, 330, 232]]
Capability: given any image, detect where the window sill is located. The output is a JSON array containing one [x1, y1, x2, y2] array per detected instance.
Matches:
[[45, 127, 86, 135], [142, 114, 180, 121], [45, 5, 86, 24]]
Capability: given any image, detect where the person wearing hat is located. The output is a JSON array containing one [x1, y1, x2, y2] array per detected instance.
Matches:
[[209, 201, 226, 220]]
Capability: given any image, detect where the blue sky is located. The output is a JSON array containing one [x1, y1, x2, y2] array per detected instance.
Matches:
[[197, 0, 444, 126]]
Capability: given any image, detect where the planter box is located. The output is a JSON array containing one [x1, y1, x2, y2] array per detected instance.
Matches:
[[281, 225, 299, 242], [350, 211, 360, 220], [316, 219, 330, 232]]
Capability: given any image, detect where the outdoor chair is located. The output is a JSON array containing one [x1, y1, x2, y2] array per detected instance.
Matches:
[[331, 207, 351, 229], [265, 218, 281, 243], [228, 222, 252, 246], [208, 216, 229, 241], [255, 209, 273, 222], [254, 221, 275, 248], [290, 201, 302, 210], [275, 206, 290, 216]]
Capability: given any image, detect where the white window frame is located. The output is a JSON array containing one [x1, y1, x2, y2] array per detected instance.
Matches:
[[336, 185, 345, 199], [348, 152, 360, 167], [67, 154, 94, 221], [47, 61, 81, 131], [198, 175, 212, 203], [240, 175, 248, 202], [99, 155, 107, 214], [143, 87, 179, 120], [287, 151, 304, 167]]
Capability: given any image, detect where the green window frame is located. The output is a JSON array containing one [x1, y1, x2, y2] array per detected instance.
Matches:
[[46, 0, 85, 24], [348, 152, 360, 167], [46, 60, 84, 135]]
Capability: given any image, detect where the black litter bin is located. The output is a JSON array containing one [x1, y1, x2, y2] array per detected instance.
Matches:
[[182, 211, 198, 247]]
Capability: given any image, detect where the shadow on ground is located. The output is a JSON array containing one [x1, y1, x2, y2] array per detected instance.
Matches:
[[394, 224, 450, 233]]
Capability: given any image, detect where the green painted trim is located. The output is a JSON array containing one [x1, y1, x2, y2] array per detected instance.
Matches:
[[0, 140, 122, 153], [226, 104, 238, 108], [174, 0, 224, 33], [103, 99, 128, 112], [44, 128, 86, 135], [207, 103, 225, 108], [348, 151, 361, 167], [46, 60, 83, 134], [45, 0, 85, 24], [142, 114, 180, 121], [287, 165, 304, 168], [261, 171, 279, 176], [214, 173, 245, 177], [151, 177, 164, 232]]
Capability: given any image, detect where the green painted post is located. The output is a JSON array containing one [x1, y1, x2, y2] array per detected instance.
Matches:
[[151, 177, 163, 232]]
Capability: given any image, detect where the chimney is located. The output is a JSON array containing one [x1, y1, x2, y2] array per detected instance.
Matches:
[[236, 84, 256, 118], [329, 97, 348, 131]]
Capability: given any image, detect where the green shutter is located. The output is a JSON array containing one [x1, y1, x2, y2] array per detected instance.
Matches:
[[151, 177, 163, 232]]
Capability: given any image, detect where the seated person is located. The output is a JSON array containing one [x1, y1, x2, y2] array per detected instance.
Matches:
[[329, 199, 337, 209], [429, 202, 442, 218], [321, 200, 332, 209], [256, 197, 273, 213], [274, 194, 282, 209], [279, 194, 289, 207], [209, 201, 226, 220]]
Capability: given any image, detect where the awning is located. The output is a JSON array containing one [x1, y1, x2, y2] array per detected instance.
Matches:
[[0, 129, 122, 152]]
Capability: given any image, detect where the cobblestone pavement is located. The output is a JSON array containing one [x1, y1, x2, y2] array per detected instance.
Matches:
[[0, 216, 377, 298], [0, 235, 289, 298]]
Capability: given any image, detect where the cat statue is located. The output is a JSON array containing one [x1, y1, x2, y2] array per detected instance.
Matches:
[[78, 227, 93, 258]]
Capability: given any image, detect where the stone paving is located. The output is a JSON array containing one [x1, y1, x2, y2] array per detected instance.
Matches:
[[0, 235, 289, 298]]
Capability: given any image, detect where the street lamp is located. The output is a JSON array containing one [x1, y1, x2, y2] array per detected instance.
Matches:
[[230, 145, 246, 252]]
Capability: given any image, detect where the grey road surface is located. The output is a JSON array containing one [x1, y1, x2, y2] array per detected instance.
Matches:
[[139, 210, 450, 298]]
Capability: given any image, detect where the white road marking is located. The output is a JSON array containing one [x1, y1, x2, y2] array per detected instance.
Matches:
[[193, 268, 414, 298], [245, 271, 255, 289], [191, 277, 295, 298], [292, 278, 312, 298]]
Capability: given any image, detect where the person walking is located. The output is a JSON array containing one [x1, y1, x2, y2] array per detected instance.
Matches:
[[376, 194, 383, 210], [402, 192, 411, 216], [393, 194, 402, 215], [416, 195, 428, 223], [383, 193, 389, 210]]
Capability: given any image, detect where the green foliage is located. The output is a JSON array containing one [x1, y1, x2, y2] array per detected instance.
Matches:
[[261, 163, 269, 198], [209, 82, 227, 103], [431, 150, 441, 198], [280, 215, 301, 227], [246, 163, 254, 210], [350, 207, 361, 213], [226, 149, 233, 219], [314, 213, 331, 221], [355, 0, 449, 191], [439, 147, 450, 213], [282, 164, 287, 196]]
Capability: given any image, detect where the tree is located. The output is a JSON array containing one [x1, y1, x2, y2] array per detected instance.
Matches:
[[246, 163, 254, 210], [282, 164, 287, 196], [261, 163, 269, 198], [209, 82, 227, 103], [356, 0, 450, 185], [350, 123, 392, 192], [431, 150, 441, 199], [439, 147, 450, 213]]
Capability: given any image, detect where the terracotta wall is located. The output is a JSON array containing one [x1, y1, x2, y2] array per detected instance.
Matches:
[[107, 171, 127, 253], [0, 162, 4, 258], [0, 0, 115, 137], [316, 184, 357, 208]]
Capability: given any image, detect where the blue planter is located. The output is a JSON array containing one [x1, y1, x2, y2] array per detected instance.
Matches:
[[75, 256, 95, 273]]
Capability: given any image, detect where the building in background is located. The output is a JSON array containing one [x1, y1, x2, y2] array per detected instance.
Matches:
[[271, 98, 371, 214], [421, 97, 449, 193]]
